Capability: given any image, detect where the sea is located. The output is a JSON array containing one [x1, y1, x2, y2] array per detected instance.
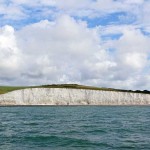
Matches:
[[0, 106, 150, 150]]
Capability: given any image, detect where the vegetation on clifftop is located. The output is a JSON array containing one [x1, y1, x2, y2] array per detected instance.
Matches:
[[0, 84, 150, 94], [0, 86, 29, 94]]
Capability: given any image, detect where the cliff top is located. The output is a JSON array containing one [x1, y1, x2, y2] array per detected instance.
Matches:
[[0, 84, 150, 95]]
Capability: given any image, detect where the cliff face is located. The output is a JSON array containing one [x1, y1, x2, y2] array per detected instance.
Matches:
[[0, 88, 150, 105]]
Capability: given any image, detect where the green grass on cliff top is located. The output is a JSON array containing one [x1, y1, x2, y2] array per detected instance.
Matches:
[[0, 84, 149, 94]]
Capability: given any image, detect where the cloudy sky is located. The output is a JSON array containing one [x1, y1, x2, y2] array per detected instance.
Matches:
[[0, 0, 150, 90]]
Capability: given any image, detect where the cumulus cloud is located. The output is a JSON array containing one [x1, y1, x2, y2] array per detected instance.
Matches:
[[0, 25, 22, 82], [0, 15, 149, 90], [0, 1, 150, 90], [14, 15, 112, 85], [100, 25, 150, 89]]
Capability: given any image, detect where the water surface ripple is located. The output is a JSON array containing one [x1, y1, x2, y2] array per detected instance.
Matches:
[[0, 106, 150, 150]]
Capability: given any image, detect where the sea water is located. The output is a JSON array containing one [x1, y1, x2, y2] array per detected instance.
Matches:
[[0, 106, 150, 150]]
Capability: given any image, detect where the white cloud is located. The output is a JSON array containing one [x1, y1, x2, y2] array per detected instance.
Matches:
[[113, 28, 149, 69], [0, 15, 150, 89], [0, 0, 145, 21], [0, 25, 22, 81], [13, 15, 112, 86], [0, 0, 150, 90], [0, 2, 26, 20], [100, 25, 150, 89]]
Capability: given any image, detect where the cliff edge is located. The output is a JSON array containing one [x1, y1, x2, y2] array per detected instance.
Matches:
[[0, 88, 150, 105]]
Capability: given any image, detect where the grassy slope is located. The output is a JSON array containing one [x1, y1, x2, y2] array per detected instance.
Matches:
[[0, 86, 29, 94], [0, 84, 149, 94]]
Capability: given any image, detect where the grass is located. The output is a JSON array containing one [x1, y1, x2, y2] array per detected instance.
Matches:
[[0, 84, 149, 94], [0, 86, 29, 94]]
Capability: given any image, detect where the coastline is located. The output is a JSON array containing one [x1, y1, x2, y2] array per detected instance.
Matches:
[[0, 87, 150, 105]]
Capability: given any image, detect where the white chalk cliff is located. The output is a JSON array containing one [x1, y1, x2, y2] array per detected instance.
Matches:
[[0, 88, 150, 105]]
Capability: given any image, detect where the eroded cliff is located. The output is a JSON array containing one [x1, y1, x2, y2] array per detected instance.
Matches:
[[0, 88, 150, 105]]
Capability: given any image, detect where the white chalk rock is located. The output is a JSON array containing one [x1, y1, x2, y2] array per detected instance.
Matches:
[[0, 88, 150, 105]]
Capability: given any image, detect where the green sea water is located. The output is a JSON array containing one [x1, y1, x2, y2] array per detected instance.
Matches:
[[0, 106, 150, 150]]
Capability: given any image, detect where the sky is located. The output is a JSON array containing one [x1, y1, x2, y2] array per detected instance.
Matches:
[[0, 0, 150, 90]]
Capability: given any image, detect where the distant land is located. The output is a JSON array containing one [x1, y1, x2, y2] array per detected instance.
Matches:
[[0, 84, 150, 94], [0, 84, 150, 105]]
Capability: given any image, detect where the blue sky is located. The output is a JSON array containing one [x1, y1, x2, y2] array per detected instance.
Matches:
[[0, 0, 150, 90]]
